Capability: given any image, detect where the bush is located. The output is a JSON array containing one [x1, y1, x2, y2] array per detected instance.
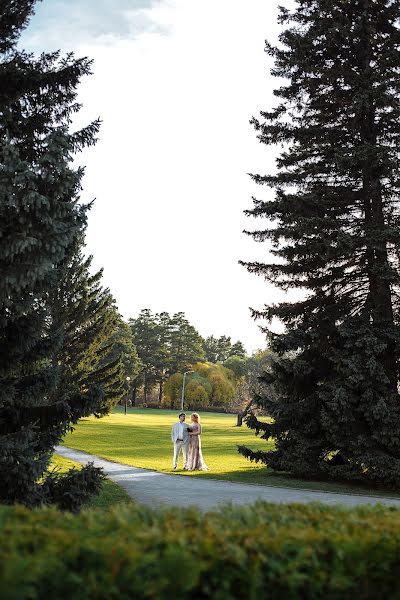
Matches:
[[1, 502, 400, 598], [43, 463, 105, 513]]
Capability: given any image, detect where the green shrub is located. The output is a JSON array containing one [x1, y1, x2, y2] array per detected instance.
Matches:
[[1, 502, 400, 599], [43, 463, 105, 513]]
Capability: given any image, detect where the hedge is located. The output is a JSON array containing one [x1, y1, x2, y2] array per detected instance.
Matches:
[[1, 501, 400, 599]]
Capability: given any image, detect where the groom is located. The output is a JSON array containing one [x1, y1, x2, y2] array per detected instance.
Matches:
[[171, 412, 191, 470]]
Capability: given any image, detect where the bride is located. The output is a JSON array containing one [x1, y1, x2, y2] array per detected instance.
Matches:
[[187, 412, 208, 471]]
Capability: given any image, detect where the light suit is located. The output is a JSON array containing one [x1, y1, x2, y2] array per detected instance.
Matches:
[[171, 421, 190, 468]]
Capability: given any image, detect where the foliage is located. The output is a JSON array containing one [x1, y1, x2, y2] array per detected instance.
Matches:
[[2, 502, 400, 599], [168, 311, 206, 373], [203, 335, 246, 362], [129, 312, 246, 404], [207, 367, 236, 405], [129, 309, 163, 401], [241, 1, 400, 486], [230, 340, 247, 358], [185, 372, 213, 407], [163, 363, 236, 409], [130, 309, 205, 403], [43, 463, 105, 513], [223, 355, 248, 379], [163, 372, 183, 408]]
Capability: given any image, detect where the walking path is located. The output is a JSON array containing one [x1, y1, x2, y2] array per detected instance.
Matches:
[[56, 446, 400, 511]]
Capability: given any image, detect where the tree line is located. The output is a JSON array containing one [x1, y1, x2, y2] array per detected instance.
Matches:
[[125, 308, 247, 408]]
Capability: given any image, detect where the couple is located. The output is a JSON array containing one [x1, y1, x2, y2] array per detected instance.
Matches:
[[171, 412, 208, 471]]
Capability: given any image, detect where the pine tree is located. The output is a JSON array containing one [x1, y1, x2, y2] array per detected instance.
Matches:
[[203, 335, 244, 362], [229, 341, 247, 359], [202, 336, 219, 363], [240, 0, 400, 487], [0, 1, 103, 505], [154, 311, 172, 404], [129, 309, 160, 403], [168, 312, 205, 373]]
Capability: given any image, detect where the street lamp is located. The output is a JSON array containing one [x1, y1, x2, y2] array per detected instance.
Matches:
[[181, 370, 194, 411], [125, 376, 131, 415]]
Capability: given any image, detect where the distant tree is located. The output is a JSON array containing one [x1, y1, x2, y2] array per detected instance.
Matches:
[[229, 341, 247, 358], [203, 335, 246, 362], [129, 309, 159, 403], [230, 350, 274, 426], [130, 310, 205, 404], [208, 366, 236, 406], [215, 335, 232, 362], [185, 378, 210, 407], [202, 336, 219, 362], [153, 311, 172, 404], [240, 1, 400, 487], [0, 2, 104, 506], [223, 355, 248, 379], [164, 373, 183, 409], [168, 312, 205, 373], [230, 381, 252, 427], [193, 363, 235, 407], [164, 362, 236, 410]]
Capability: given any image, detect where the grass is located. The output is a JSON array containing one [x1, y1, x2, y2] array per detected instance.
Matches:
[[62, 407, 400, 498], [50, 454, 133, 509]]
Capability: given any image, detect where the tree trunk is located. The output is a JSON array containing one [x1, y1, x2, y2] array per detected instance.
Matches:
[[143, 372, 147, 404], [158, 381, 163, 406], [132, 386, 137, 407], [237, 413, 243, 427]]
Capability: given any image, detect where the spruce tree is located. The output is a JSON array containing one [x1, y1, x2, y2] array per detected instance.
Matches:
[[51, 249, 137, 413], [0, 1, 103, 505], [240, 0, 400, 487]]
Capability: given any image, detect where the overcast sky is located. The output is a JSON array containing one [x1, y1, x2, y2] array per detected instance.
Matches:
[[21, 0, 293, 353]]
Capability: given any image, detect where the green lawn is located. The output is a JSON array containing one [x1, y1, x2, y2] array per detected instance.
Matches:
[[51, 454, 132, 509], [62, 407, 400, 498]]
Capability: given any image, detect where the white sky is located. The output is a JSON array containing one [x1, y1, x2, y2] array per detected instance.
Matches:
[[23, 0, 295, 353]]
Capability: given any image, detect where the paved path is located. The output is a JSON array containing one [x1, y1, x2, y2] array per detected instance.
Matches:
[[56, 446, 400, 511]]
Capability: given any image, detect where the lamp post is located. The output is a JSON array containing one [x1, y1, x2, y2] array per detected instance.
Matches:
[[125, 376, 131, 415], [181, 370, 194, 411]]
